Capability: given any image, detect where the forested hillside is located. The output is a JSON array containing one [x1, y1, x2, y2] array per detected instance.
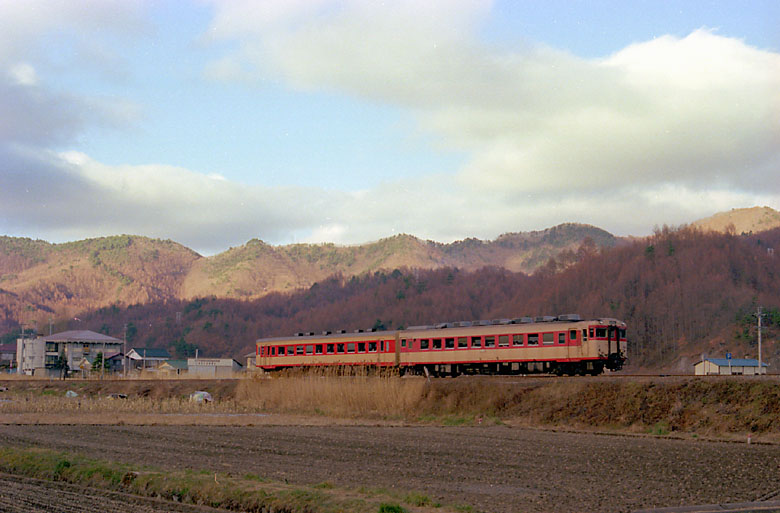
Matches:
[[0, 224, 615, 329], [12, 226, 777, 371]]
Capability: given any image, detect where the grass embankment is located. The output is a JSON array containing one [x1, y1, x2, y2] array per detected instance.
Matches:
[[0, 446, 454, 513], [236, 374, 780, 439], [4, 374, 780, 439]]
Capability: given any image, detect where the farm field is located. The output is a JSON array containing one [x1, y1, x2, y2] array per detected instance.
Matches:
[[0, 472, 234, 513], [1, 423, 779, 513]]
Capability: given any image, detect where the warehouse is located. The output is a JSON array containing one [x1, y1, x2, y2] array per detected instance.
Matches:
[[187, 357, 243, 378], [694, 358, 768, 376]]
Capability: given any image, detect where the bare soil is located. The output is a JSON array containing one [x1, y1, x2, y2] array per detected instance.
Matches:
[[0, 472, 233, 513], [2, 424, 780, 513]]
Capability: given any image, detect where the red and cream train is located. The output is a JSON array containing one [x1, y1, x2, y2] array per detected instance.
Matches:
[[255, 315, 627, 376]]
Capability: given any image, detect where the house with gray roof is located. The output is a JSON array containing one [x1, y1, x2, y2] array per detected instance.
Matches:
[[17, 330, 122, 377], [127, 347, 171, 372]]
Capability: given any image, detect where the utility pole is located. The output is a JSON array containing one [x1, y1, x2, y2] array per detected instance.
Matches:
[[756, 307, 764, 375], [123, 323, 128, 379]]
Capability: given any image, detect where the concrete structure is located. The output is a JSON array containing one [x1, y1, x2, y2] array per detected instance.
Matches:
[[244, 351, 257, 371], [187, 358, 243, 378], [127, 348, 170, 372], [694, 358, 768, 376], [17, 330, 122, 377]]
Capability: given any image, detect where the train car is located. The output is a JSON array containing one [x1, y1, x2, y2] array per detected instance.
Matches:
[[255, 315, 627, 376]]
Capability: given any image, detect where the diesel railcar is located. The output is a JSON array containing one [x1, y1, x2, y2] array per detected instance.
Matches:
[[255, 315, 627, 376]]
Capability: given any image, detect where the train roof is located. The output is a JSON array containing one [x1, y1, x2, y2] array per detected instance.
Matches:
[[256, 315, 625, 344]]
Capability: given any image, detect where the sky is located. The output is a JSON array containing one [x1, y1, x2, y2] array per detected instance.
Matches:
[[0, 0, 778, 255]]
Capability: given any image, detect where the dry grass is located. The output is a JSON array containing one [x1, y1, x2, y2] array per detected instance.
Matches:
[[236, 368, 427, 418]]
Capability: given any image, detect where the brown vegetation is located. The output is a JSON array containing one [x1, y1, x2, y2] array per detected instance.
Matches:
[[5, 375, 780, 442]]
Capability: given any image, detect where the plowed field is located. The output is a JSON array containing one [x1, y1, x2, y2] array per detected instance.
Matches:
[[2, 424, 780, 512]]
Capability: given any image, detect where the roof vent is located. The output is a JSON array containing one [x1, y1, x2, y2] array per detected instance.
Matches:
[[295, 332, 304, 337], [535, 316, 556, 322], [322, 331, 331, 336], [354, 329, 364, 333], [558, 314, 581, 321], [512, 317, 534, 324], [456, 321, 473, 327]]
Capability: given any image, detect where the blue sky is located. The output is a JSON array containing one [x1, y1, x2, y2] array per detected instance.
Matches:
[[1, 0, 778, 254]]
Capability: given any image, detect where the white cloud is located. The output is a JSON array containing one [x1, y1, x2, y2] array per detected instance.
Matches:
[[1, 1, 779, 254], [205, 3, 780, 200]]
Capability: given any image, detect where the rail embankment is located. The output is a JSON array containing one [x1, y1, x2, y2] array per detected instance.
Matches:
[[2, 375, 779, 440]]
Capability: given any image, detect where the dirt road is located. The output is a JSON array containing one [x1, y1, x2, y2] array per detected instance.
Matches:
[[1, 424, 779, 513]]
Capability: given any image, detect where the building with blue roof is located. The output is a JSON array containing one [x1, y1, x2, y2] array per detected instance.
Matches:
[[694, 357, 768, 376]]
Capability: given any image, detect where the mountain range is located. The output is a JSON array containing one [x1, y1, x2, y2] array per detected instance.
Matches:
[[1, 206, 779, 369]]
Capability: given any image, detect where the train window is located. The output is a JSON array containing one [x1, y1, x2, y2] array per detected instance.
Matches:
[[271, 347, 277, 356], [445, 338, 455, 349], [512, 334, 523, 346], [420, 339, 430, 350], [457, 337, 468, 348], [471, 336, 482, 348], [485, 336, 496, 348], [276, 346, 283, 356], [589, 328, 595, 338], [296, 345, 304, 355], [337, 343, 345, 353], [368, 341, 377, 352], [499, 335, 509, 347], [558, 333, 566, 344], [542, 333, 554, 345], [596, 328, 607, 338], [327, 344, 335, 354], [401, 339, 406, 348], [408, 340, 415, 350], [619, 329, 626, 339], [315, 344, 323, 355], [358, 342, 366, 352], [306, 345, 313, 355], [432, 338, 442, 350], [582, 329, 588, 341], [528, 334, 539, 346], [569, 330, 577, 340], [347, 343, 356, 353]]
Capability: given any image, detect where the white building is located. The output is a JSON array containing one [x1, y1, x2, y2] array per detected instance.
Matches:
[[694, 358, 768, 376], [187, 358, 243, 378], [17, 330, 122, 377]]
